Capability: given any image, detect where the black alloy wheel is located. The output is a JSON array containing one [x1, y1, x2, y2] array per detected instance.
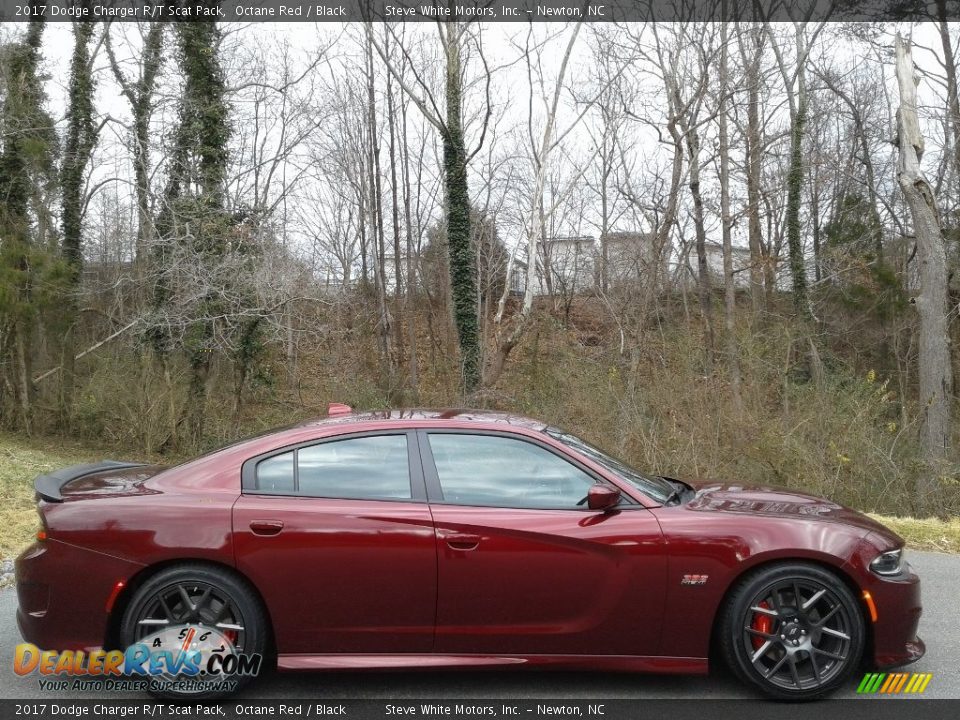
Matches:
[[720, 562, 865, 700], [119, 564, 268, 699]]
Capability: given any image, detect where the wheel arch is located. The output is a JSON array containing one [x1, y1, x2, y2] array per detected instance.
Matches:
[[104, 558, 276, 657], [707, 555, 874, 668]]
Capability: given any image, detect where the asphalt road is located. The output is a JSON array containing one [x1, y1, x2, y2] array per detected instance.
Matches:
[[0, 551, 955, 700]]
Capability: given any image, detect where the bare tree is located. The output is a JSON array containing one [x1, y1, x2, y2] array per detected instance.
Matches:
[[718, 17, 743, 412], [486, 23, 586, 387], [894, 33, 953, 513], [657, 23, 718, 368], [736, 22, 768, 312]]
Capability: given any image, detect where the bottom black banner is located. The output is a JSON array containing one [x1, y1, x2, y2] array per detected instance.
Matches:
[[0, 700, 958, 720]]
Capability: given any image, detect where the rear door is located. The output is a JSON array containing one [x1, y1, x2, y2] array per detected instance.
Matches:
[[420, 430, 666, 657], [233, 430, 437, 654]]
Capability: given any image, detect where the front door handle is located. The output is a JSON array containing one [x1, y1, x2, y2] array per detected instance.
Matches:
[[249, 520, 284, 536], [443, 532, 481, 551]]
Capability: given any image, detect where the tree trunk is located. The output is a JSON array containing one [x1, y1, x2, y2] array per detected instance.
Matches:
[[59, 18, 97, 430], [164, 20, 231, 449], [487, 22, 583, 389], [400, 95, 420, 396], [719, 18, 743, 412], [686, 128, 715, 369], [364, 28, 393, 383], [384, 35, 406, 373], [936, 0, 960, 186], [786, 88, 810, 317], [107, 23, 164, 266], [895, 34, 954, 514], [743, 26, 766, 313], [443, 21, 480, 392]]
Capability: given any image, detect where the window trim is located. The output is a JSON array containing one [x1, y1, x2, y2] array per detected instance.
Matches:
[[240, 430, 427, 502], [416, 429, 636, 511]]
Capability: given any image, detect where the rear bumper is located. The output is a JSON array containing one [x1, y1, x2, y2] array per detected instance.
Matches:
[[15, 540, 144, 651]]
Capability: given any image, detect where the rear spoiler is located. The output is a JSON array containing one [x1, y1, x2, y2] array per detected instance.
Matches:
[[34, 461, 147, 503]]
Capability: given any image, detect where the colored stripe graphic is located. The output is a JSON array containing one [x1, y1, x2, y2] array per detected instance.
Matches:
[[857, 672, 932, 695], [856, 673, 875, 693], [879, 674, 896, 693], [893, 673, 909, 693]]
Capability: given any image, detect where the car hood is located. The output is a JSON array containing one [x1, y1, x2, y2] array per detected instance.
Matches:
[[680, 479, 895, 537]]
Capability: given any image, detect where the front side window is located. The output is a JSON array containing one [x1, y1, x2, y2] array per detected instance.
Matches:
[[545, 427, 674, 504], [253, 434, 411, 500], [426, 433, 596, 509]]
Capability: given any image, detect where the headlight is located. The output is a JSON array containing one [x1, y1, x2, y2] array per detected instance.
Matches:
[[870, 548, 905, 576]]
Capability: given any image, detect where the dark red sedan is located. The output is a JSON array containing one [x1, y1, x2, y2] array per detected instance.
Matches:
[[16, 407, 923, 699]]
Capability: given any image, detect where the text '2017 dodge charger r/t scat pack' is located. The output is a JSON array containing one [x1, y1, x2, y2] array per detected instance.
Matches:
[[16, 406, 923, 700]]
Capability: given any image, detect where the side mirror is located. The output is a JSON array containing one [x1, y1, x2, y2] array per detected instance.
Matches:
[[587, 484, 621, 512]]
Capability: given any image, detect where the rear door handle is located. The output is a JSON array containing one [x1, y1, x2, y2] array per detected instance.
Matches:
[[443, 532, 481, 551], [249, 520, 284, 536]]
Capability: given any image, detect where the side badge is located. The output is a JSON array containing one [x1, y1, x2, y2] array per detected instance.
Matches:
[[681, 574, 708, 586]]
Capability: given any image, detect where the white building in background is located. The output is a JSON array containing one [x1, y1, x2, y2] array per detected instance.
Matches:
[[703, 241, 754, 288], [530, 231, 669, 296], [603, 231, 669, 289], [536, 236, 596, 296], [673, 241, 755, 290]]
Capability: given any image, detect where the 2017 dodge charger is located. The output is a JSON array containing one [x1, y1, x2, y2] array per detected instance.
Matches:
[[16, 406, 923, 699]]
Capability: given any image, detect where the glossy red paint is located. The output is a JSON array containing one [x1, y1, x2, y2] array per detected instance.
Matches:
[[233, 495, 437, 653], [276, 654, 707, 674], [16, 408, 923, 683]]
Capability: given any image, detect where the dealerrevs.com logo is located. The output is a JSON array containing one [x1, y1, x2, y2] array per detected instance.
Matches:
[[14, 624, 262, 694]]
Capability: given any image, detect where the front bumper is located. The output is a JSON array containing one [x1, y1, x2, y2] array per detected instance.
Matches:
[[16, 539, 144, 651], [863, 561, 924, 668]]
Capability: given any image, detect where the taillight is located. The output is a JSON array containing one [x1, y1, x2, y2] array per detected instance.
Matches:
[[35, 507, 48, 542]]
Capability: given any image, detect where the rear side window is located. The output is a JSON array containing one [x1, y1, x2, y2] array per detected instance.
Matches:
[[256, 452, 295, 492], [253, 435, 411, 500]]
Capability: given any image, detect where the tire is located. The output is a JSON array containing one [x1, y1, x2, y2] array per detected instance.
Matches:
[[119, 564, 269, 699], [718, 562, 865, 700]]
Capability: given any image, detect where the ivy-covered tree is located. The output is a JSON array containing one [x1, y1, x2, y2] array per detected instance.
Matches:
[[421, 209, 508, 306], [364, 13, 490, 392], [0, 5, 61, 431], [152, 15, 233, 447], [58, 10, 99, 428], [105, 22, 165, 263]]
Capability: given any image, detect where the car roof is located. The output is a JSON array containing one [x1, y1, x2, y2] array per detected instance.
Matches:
[[296, 408, 548, 432]]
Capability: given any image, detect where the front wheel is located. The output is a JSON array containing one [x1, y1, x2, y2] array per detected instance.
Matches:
[[719, 563, 865, 700], [119, 564, 269, 699]]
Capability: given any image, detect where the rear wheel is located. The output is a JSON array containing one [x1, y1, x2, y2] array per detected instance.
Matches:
[[119, 564, 268, 699], [719, 563, 865, 700]]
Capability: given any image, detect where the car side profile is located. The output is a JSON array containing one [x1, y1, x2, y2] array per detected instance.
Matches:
[[16, 407, 923, 700]]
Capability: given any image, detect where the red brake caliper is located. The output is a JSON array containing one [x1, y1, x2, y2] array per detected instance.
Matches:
[[751, 600, 772, 650]]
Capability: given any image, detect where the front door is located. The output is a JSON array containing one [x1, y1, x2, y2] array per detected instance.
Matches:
[[420, 430, 666, 657]]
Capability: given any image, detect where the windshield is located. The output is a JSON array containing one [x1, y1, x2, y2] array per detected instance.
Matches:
[[545, 428, 675, 505]]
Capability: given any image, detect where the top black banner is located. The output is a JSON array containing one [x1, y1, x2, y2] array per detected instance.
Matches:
[[0, 0, 954, 23]]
